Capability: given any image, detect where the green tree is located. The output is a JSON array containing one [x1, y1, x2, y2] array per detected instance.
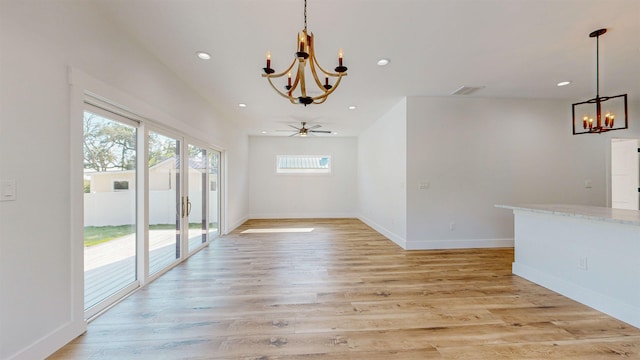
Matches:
[[148, 132, 177, 167], [83, 113, 136, 172]]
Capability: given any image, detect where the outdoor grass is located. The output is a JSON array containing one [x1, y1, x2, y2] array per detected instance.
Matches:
[[84, 223, 214, 247], [84, 225, 136, 247]]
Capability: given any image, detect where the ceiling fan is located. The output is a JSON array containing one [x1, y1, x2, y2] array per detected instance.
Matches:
[[277, 122, 333, 137]]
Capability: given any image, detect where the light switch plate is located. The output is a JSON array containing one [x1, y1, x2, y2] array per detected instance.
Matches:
[[1, 180, 17, 201]]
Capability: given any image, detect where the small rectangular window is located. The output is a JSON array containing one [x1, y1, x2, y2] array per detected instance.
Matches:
[[113, 180, 130, 191], [276, 155, 331, 174]]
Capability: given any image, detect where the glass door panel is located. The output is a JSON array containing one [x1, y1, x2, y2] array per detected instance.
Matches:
[[148, 131, 181, 275], [208, 151, 220, 239], [187, 144, 207, 253], [83, 109, 137, 312]]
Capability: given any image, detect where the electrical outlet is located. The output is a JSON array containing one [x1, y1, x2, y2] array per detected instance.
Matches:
[[0, 180, 17, 201], [419, 181, 430, 190], [578, 256, 588, 270], [449, 222, 455, 231]]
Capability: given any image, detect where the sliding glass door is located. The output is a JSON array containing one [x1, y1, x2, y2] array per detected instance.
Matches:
[[186, 143, 221, 252], [82, 106, 223, 319], [187, 144, 207, 253], [83, 105, 139, 317], [148, 130, 182, 275], [209, 151, 221, 239]]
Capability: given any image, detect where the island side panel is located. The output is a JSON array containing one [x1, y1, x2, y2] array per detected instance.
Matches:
[[511, 209, 640, 328]]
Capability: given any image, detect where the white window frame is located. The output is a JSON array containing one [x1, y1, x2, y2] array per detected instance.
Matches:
[[113, 180, 130, 191], [276, 155, 332, 174]]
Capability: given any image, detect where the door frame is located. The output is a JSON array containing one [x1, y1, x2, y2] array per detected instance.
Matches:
[[610, 137, 640, 210], [82, 101, 143, 319], [70, 67, 227, 333]]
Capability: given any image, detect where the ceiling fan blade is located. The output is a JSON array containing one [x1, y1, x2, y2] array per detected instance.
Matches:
[[289, 132, 298, 137], [307, 124, 321, 130], [288, 124, 301, 130], [310, 130, 332, 133], [276, 129, 296, 132]]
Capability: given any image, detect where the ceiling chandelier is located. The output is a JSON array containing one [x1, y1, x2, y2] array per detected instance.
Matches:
[[262, 0, 348, 106], [572, 28, 628, 135]]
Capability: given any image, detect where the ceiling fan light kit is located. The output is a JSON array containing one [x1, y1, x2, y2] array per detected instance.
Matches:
[[277, 122, 333, 137], [572, 28, 628, 135], [262, 0, 348, 106]]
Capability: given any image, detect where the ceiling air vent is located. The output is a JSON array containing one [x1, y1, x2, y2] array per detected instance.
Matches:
[[451, 86, 485, 96]]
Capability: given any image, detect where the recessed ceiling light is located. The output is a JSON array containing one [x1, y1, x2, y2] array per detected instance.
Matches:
[[238, 103, 247, 108], [377, 58, 390, 66], [196, 51, 211, 60], [348, 105, 357, 110], [261, 131, 267, 134], [332, 132, 338, 135], [557, 81, 571, 87]]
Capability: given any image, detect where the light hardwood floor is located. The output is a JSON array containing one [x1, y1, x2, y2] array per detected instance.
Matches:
[[50, 218, 640, 359]]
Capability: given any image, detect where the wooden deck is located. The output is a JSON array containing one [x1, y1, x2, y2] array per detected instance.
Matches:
[[85, 230, 207, 310], [54, 218, 640, 359]]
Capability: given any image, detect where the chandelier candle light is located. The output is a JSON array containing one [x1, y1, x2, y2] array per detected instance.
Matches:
[[262, 0, 348, 106], [572, 28, 628, 135]]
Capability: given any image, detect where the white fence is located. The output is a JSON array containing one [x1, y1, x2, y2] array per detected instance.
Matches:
[[84, 190, 218, 226]]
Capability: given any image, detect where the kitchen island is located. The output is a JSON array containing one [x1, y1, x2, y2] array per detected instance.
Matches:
[[497, 204, 640, 328]]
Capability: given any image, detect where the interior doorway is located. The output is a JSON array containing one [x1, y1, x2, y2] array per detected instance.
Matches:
[[611, 138, 639, 210]]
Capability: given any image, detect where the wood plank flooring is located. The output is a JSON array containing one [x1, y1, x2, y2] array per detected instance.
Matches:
[[50, 218, 640, 359]]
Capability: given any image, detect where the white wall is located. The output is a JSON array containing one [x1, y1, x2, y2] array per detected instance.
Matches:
[[357, 98, 407, 247], [248, 136, 357, 218], [225, 131, 250, 231], [0, 2, 248, 359], [405, 96, 640, 249]]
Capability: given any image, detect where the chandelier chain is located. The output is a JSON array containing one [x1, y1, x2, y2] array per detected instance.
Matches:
[[595, 35, 599, 98], [304, 0, 307, 31]]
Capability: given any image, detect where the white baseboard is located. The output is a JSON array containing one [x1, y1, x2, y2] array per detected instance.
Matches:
[[247, 212, 357, 219], [225, 215, 249, 234], [357, 215, 406, 249], [7, 319, 86, 360], [405, 238, 514, 250], [513, 262, 640, 329]]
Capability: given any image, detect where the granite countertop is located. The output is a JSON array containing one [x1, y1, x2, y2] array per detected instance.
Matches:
[[495, 204, 640, 226]]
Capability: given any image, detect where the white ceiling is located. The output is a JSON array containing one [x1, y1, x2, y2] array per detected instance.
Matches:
[[93, 0, 640, 137]]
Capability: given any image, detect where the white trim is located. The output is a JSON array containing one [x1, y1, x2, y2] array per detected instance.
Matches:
[[69, 68, 225, 152], [357, 215, 406, 249], [84, 101, 140, 128], [84, 282, 139, 320], [513, 262, 640, 328], [207, 150, 222, 239], [138, 125, 148, 286], [226, 215, 247, 235], [405, 238, 514, 250], [221, 150, 230, 235], [248, 212, 357, 219], [5, 320, 85, 360], [84, 92, 147, 124]]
